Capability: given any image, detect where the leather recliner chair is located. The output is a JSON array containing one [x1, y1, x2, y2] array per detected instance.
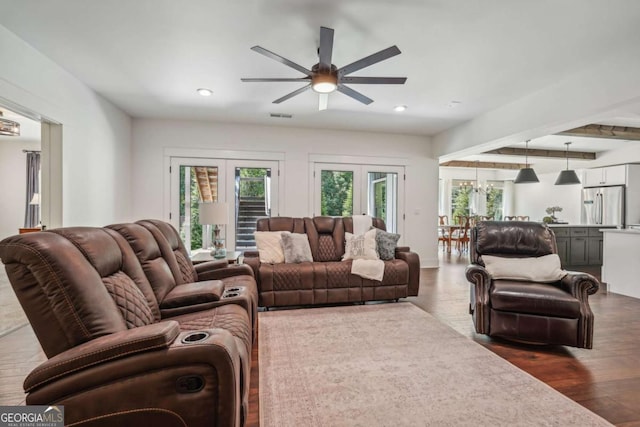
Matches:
[[0, 227, 250, 426], [465, 221, 599, 349]]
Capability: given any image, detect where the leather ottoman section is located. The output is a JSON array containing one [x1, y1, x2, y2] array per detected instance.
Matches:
[[491, 280, 581, 318], [490, 310, 579, 346], [273, 289, 314, 306]]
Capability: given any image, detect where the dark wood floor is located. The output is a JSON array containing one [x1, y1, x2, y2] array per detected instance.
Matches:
[[3, 253, 640, 426]]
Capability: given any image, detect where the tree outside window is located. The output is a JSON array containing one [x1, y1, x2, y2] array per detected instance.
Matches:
[[486, 185, 504, 220], [451, 182, 471, 223]]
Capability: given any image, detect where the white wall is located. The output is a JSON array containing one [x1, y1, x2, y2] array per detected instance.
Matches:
[[0, 140, 40, 239], [513, 171, 582, 223], [0, 25, 132, 226], [132, 119, 439, 267]]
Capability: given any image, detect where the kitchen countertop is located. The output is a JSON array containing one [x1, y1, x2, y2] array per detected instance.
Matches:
[[546, 224, 615, 228], [601, 228, 640, 234]]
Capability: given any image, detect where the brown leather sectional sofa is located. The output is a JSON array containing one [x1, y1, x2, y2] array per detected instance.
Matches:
[[0, 220, 257, 427], [244, 216, 420, 307]]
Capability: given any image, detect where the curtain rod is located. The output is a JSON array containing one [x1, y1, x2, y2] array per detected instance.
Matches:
[[22, 150, 41, 153]]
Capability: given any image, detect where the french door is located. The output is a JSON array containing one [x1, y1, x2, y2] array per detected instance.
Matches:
[[170, 157, 279, 253], [313, 163, 404, 234]]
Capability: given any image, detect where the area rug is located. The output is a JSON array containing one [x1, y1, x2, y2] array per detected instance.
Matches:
[[259, 303, 611, 427]]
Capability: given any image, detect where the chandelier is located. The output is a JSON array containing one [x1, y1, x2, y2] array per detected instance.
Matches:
[[0, 111, 20, 137], [458, 161, 494, 193]]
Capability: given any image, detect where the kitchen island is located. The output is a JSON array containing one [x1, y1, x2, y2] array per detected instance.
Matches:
[[547, 224, 614, 267], [602, 228, 640, 299]]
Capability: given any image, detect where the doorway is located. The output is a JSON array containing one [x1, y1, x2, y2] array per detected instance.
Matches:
[[313, 163, 404, 234], [169, 157, 280, 253]]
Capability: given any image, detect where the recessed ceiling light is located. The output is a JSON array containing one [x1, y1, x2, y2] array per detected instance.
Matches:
[[448, 100, 462, 108], [394, 105, 407, 112], [197, 88, 213, 97]]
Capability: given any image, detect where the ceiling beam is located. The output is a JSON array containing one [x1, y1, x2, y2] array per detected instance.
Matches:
[[483, 147, 595, 160], [440, 160, 526, 170], [557, 124, 640, 141]]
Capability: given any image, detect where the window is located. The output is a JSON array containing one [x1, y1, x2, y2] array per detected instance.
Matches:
[[485, 181, 504, 220], [314, 163, 403, 234], [451, 180, 471, 222]]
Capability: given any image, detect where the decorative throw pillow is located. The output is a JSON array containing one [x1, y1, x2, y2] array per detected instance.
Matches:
[[482, 254, 567, 283], [343, 228, 379, 261], [281, 232, 313, 263], [372, 228, 401, 260], [254, 231, 285, 264]]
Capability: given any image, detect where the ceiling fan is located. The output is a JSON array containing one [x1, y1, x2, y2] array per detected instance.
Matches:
[[241, 26, 407, 110]]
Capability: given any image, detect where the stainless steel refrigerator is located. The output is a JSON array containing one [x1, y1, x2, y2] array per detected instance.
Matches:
[[581, 185, 625, 227]]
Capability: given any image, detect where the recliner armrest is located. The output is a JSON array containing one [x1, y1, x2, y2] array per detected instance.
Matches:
[[160, 280, 225, 309], [559, 271, 600, 299], [394, 249, 420, 296], [395, 246, 411, 253], [194, 258, 228, 271], [24, 321, 180, 392], [197, 264, 254, 281], [243, 250, 259, 258]]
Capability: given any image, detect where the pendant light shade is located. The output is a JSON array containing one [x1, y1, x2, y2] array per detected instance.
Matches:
[[514, 140, 539, 184], [555, 142, 581, 185]]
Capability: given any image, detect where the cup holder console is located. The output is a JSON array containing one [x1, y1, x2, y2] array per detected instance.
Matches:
[[181, 331, 210, 344], [227, 287, 241, 292], [224, 292, 239, 298]]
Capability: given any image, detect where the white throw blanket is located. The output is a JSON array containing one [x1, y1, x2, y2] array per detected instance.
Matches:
[[351, 259, 385, 281], [353, 214, 373, 236]]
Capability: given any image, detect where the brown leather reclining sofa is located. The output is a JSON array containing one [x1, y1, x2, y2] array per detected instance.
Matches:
[[243, 216, 420, 308], [0, 220, 257, 427]]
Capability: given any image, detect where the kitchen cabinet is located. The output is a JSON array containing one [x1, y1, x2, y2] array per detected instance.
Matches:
[[583, 165, 626, 187], [550, 226, 610, 267]]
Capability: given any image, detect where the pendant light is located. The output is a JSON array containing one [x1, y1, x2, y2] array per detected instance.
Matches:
[[555, 141, 581, 185], [514, 140, 539, 184]]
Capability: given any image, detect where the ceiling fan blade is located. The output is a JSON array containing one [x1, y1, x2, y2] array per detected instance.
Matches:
[[241, 77, 311, 82], [337, 85, 374, 105], [319, 94, 329, 111], [251, 46, 312, 76], [338, 46, 402, 77], [318, 27, 334, 72], [273, 84, 312, 104], [340, 76, 407, 85]]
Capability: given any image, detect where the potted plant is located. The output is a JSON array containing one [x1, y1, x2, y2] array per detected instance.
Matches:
[[543, 206, 563, 224]]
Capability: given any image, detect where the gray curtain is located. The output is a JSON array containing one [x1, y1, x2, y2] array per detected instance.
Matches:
[[24, 152, 40, 228]]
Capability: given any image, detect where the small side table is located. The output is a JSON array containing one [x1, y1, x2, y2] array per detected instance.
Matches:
[[191, 250, 242, 265], [19, 227, 42, 234]]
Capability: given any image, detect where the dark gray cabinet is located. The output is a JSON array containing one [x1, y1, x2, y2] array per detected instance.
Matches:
[[551, 226, 610, 267]]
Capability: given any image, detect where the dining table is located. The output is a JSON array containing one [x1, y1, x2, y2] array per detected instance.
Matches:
[[438, 224, 463, 253]]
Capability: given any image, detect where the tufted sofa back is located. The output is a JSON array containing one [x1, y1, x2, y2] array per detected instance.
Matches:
[[0, 228, 161, 358], [470, 221, 558, 266], [137, 219, 198, 284], [304, 217, 345, 262], [106, 223, 180, 304]]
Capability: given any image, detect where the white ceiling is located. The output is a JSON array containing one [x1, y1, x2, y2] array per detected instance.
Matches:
[[2, 0, 640, 138]]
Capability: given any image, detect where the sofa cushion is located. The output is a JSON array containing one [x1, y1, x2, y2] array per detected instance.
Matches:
[[281, 232, 313, 263], [254, 231, 285, 264], [374, 229, 401, 260], [491, 280, 581, 318], [343, 229, 378, 261], [483, 254, 566, 283]]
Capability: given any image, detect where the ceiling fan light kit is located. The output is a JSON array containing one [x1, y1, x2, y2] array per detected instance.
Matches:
[[312, 73, 337, 93], [241, 26, 407, 110], [514, 140, 539, 184], [555, 141, 581, 185]]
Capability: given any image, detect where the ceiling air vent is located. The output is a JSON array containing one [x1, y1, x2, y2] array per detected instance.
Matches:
[[269, 113, 293, 119]]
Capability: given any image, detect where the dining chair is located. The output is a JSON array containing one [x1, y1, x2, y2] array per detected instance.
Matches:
[[452, 215, 471, 252], [438, 215, 450, 251], [517, 215, 530, 221], [504, 216, 517, 221]]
